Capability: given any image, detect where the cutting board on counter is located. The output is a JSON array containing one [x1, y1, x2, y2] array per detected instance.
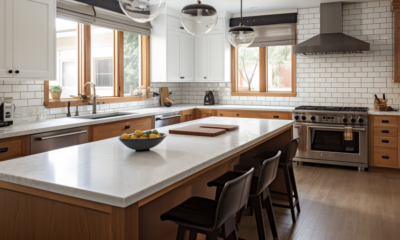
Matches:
[[169, 124, 239, 137]]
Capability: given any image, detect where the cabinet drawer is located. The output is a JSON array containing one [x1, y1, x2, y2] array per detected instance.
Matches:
[[374, 136, 398, 148], [217, 110, 240, 118], [90, 117, 153, 142], [217, 110, 291, 120], [374, 127, 398, 137], [373, 116, 398, 127], [0, 140, 22, 161], [374, 148, 398, 167]]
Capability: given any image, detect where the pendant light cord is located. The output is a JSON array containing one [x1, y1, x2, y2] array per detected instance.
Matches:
[[240, 0, 243, 26]]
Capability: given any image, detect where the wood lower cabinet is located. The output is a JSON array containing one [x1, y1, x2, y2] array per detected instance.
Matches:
[[0, 135, 30, 161], [216, 110, 292, 120], [89, 116, 154, 142], [196, 109, 216, 119], [180, 109, 196, 123], [369, 115, 400, 168]]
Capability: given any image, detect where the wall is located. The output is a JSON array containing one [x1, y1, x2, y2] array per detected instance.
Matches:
[[181, 0, 397, 109], [0, 81, 182, 125]]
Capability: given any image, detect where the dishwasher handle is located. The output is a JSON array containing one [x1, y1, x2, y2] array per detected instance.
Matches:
[[156, 115, 181, 121], [36, 130, 88, 141]]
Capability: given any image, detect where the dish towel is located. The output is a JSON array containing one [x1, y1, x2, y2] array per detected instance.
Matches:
[[344, 126, 353, 141], [298, 125, 308, 151]]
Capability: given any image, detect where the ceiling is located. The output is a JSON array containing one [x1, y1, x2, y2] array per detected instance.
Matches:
[[166, 0, 378, 14]]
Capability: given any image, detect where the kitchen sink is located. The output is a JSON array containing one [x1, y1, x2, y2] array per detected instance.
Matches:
[[73, 112, 138, 120]]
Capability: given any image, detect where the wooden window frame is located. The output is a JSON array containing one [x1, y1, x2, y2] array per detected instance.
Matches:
[[231, 45, 297, 97], [44, 23, 150, 108]]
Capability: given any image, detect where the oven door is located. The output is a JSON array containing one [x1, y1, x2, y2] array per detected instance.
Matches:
[[294, 124, 368, 165]]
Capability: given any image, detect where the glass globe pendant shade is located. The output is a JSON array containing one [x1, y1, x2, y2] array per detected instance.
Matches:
[[181, 1, 218, 36], [119, 0, 166, 23], [228, 26, 256, 48]]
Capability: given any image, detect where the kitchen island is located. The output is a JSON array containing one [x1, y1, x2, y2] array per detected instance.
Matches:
[[0, 117, 294, 240]]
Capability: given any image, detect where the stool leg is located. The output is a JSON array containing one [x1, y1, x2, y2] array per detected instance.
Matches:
[[176, 225, 186, 240], [189, 231, 197, 240], [283, 165, 296, 223], [288, 164, 301, 212], [251, 195, 266, 240], [264, 189, 278, 238]]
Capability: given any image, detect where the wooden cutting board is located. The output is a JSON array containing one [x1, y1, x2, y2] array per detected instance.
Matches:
[[169, 124, 239, 137], [160, 87, 169, 107]]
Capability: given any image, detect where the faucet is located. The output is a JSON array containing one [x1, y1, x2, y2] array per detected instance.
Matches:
[[75, 102, 90, 116], [84, 82, 97, 114]]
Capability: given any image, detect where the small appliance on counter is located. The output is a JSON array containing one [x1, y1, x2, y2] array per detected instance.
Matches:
[[0, 97, 15, 127], [204, 91, 215, 105]]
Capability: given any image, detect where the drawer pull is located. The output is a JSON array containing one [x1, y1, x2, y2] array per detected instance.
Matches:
[[220, 114, 223, 116], [273, 115, 279, 118], [382, 156, 389, 159], [0, 148, 8, 153], [237, 114, 239, 116], [125, 125, 131, 129], [382, 120, 389, 123], [382, 140, 389, 143], [382, 130, 389, 133]]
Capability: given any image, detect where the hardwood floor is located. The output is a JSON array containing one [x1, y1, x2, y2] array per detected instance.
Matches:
[[236, 163, 400, 240]]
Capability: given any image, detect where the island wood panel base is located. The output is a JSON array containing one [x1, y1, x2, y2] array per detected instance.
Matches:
[[0, 126, 292, 240], [0, 135, 30, 162]]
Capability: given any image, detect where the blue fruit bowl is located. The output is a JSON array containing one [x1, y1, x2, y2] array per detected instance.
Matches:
[[119, 133, 167, 152]]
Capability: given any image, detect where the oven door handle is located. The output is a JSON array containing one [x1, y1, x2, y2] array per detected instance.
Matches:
[[296, 125, 366, 132]]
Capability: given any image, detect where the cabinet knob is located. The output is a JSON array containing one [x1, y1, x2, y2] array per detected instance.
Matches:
[[273, 115, 279, 118], [204, 77, 207, 79], [8, 70, 12, 74], [382, 120, 389, 123], [180, 27, 184, 29], [382, 140, 389, 143], [237, 114, 239, 116], [382, 156, 389, 159], [125, 125, 130, 129], [382, 130, 389, 133], [15, 70, 20, 74]]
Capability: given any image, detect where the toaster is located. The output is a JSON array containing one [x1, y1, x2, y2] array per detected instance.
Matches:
[[0, 97, 14, 127]]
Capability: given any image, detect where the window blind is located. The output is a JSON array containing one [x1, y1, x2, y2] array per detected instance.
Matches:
[[250, 23, 296, 47], [57, 0, 151, 36]]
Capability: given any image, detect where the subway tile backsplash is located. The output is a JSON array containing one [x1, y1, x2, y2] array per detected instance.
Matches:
[[0, 0, 397, 125]]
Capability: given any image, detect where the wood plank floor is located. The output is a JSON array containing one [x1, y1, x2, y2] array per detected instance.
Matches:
[[235, 163, 400, 240]]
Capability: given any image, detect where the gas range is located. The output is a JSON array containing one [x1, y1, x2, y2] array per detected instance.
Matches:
[[292, 106, 368, 171], [292, 105, 368, 125]]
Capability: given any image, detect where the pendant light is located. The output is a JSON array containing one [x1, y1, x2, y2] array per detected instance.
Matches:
[[119, 0, 166, 23], [181, 1, 218, 36], [228, 0, 256, 48]]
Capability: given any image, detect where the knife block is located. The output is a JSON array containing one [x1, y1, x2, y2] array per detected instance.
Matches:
[[374, 98, 387, 110]]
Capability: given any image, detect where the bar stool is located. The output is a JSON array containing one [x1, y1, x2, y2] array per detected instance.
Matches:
[[160, 168, 254, 240], [207, 151, 281, 240], [255, 137, 301, 223]]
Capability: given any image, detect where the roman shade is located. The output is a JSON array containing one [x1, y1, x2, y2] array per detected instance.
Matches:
[[56, 0, 151, 36], [250, 23, 296, 47]]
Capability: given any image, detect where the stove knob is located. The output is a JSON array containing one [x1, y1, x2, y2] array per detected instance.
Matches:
[[342, 117, 348, 123], [351, 118, 356, 123], [311, 116, 316, 121], [294, 115, 300, 120], [358, 117, 364, 124], [301, 116, 307, 121]]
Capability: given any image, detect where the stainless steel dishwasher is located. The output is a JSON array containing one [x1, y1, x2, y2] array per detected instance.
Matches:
[[31, 126, 89, 154], [154, 112, 181, 128]]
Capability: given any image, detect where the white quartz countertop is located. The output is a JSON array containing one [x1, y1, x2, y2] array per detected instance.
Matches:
[[368, 109, 400, 116], [0, 104, 294, 139], [0, 117, 294, 207]]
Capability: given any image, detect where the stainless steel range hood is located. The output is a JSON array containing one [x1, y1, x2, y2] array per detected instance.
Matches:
[[293, 2, 370, 55]]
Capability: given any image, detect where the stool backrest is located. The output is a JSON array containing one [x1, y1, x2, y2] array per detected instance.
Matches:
[[214, 168, 254, 229], [282, 137, 300, 164], [255, 151, 281, 196]]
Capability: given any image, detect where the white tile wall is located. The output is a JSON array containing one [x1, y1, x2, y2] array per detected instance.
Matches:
[[0, 0, 396, 125], [181, 0, 398, 109]]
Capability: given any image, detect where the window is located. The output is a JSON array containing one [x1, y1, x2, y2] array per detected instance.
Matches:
[[232, 46, 296, 97], [53, 18, 78, 99], [45, 18, 150, 108]]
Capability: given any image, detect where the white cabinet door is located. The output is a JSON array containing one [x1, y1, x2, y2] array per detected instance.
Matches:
[[12, 0, 55, 79], [0, 0, 12, 78], [180, 33, 194, 82], [207, 34, 224, 81], [167, 30, 181, 81], [195, 35, 207, 81]]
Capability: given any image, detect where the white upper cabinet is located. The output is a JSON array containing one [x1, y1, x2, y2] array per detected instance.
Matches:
[[195, 35, 207, 81], [180, 33, 195, 81], [167, 30, 181, 81], [0, 0, 55, 81], [207, 34, 224, 81]]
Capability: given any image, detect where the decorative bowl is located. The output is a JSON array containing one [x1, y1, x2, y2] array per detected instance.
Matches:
[[164, 102, 172, 107], [118, 133, 167, 151]]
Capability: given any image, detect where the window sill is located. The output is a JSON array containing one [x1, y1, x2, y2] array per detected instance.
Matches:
[[45, 96, 148, 108], [231, 92, 297, 97]]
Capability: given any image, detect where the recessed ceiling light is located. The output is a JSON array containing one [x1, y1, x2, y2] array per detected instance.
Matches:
[[250, 7, 258, 10]]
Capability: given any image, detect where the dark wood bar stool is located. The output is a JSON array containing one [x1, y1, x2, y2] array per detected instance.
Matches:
[[207, 151, 282, 240], [255, 137, 301, 223], [160, 168, 254, 240]]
